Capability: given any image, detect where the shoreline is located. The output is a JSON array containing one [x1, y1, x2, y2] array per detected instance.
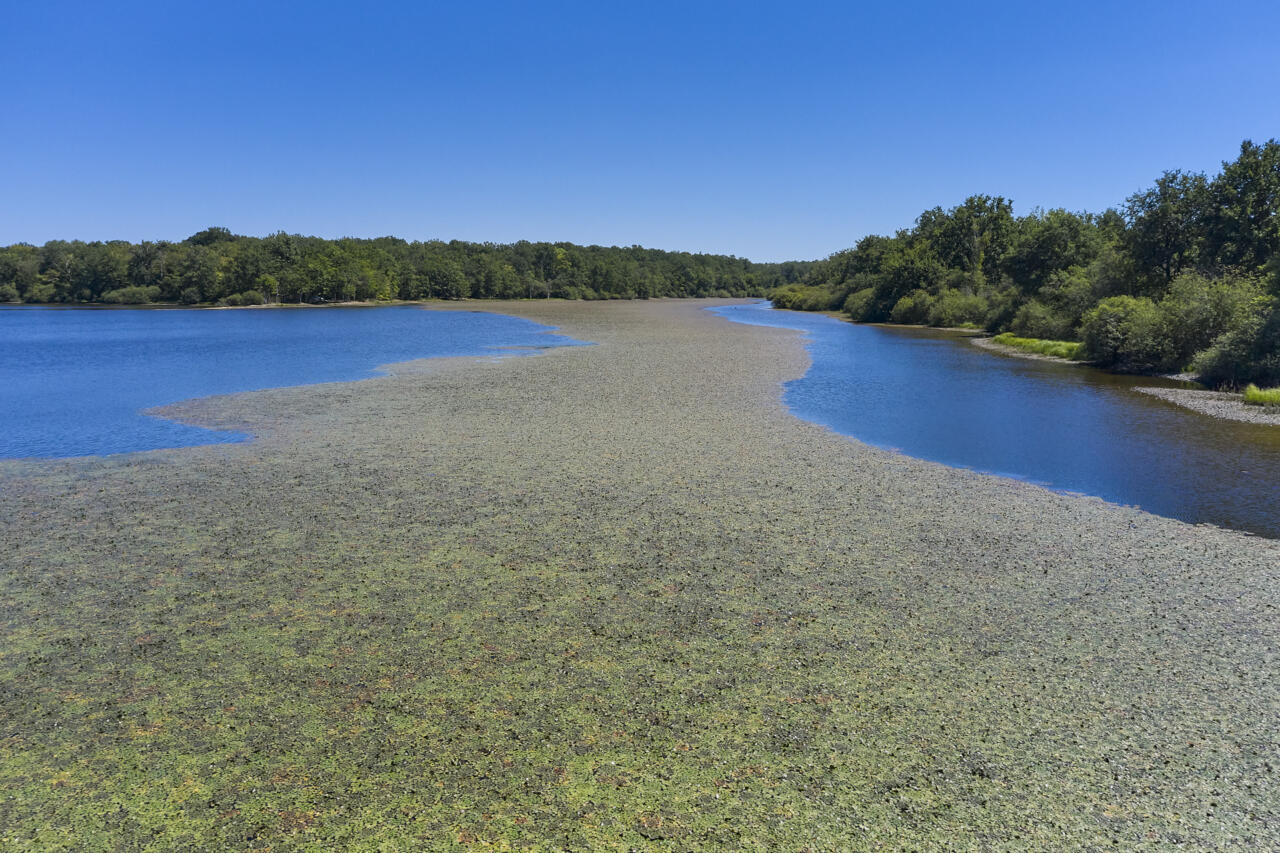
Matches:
[[1133, 385, 1280, 425], [969, 334, 1084, 364], [2, 299, 1278, 848], [969, 335, 1280, 426]]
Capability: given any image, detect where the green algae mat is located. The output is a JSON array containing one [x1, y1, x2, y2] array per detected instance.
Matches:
[[2, 300, 1278, 850]]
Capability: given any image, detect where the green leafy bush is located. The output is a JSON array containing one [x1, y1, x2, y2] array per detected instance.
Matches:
[[889, 289, 934, 324], [1009, 299, 1074, 340], [1158, 271, 1264, 368], [101, 285, 161, 304], [927, 289, 989, 327], [842, 287, 876, 320], [1192, 301, 1280, 387], [1079, 296, 1172, 372]]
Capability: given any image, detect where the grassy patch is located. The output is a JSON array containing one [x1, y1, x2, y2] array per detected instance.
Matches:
[[1243, 383, 1280, 406], [991, 332, 1084, 360]]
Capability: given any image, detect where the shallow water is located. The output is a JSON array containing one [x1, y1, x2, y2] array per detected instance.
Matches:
[[0, 305, 586, 458], [712, 301, 1280, 538]]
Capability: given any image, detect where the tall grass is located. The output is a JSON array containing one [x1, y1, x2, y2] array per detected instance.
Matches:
[[1243, 384, 1280, 406], [991, 332, 1084, 361]]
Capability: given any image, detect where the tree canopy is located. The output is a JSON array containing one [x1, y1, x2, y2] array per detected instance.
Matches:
[[769, 139, 1280, 388], [0, 236, 808, 307]]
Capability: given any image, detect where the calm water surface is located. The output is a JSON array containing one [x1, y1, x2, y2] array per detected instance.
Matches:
[[0, 305, 586, 458], [712, 301, 1280, 538]]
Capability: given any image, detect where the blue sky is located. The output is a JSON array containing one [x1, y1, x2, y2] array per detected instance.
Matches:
[[4, 0, 1278, 261]]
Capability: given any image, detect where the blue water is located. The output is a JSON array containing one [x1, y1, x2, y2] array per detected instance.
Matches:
[[712, 301, 1280, 538], [0, 305, 587, 458]]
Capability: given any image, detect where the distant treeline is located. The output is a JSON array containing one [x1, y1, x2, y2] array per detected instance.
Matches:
[[771, 140, 1280, 388], [0, 232, 810, 306]]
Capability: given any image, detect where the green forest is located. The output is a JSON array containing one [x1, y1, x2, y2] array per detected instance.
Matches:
[[4, 139, 1276, 387], [771, 139, 1280, 388], [0, 234, 808, 306]]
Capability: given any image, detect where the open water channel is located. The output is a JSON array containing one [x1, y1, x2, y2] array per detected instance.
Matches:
[[712, 301, 1280, 538], [0, 305, 586, 459], [4, 301, 1277, 538]]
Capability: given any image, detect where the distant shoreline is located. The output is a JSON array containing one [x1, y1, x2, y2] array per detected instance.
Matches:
[[0, 297, 479, 310], [0, 296, 671, 311]]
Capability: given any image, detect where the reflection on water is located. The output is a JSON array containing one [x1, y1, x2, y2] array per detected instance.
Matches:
[[712, 302, 1280, 538]]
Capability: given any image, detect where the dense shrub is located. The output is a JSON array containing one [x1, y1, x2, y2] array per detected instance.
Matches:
[[1192, 301, 1280, 387], [927, 289, 989, 327], [1037, 267, 1096, 330], [1158, 271, 1264, 367], [890, 289, 933, 324], [1009, 299, 1074, 340], [771, 283, 844, 311], [101, 285, 161, 304], [841, 287, 876, 320], [1080, 296, 1172, 371]]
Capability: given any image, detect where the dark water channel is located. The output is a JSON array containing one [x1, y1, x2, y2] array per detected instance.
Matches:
[[712, 301, 1280, 539], [0, 305, 586, 459]]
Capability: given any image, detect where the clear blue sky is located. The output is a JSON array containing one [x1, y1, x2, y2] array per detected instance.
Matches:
[[5, 0, 1278, 261]]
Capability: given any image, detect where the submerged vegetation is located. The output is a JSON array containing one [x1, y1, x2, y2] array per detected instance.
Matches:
[[989, 333, 1084, 361], [771, 140, 1280, 388], [4, 301, 1278, 848], [0, 232, 809, 306], [1243, 383, 1280, 406]]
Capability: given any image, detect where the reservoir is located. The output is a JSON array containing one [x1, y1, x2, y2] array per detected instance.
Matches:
[[712, 301, 1280, 538], [0, 305, 586, 459]]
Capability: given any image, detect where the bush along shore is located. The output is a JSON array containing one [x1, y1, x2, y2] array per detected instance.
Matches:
[[770, 139, 1280, 390], [978, 331, 1280, 425]]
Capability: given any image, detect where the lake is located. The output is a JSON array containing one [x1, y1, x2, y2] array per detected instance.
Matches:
[[0, 305, 586, 459], [712, 301, 1280, 539]]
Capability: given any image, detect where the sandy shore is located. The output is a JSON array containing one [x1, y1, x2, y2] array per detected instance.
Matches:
[[2, 299, 1278, 849]]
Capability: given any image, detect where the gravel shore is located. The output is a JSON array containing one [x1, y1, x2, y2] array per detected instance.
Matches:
[[972, 336, 1280, 427], [1135, 386, 1280, 425], [2, 299, 1278, 850]]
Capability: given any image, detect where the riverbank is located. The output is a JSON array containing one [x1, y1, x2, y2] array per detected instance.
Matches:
[[1135, 385, 1280, 426], [2, 299, 1278, 849], [970, 334, 1083, 364], [970, 334, 1280, 427]]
